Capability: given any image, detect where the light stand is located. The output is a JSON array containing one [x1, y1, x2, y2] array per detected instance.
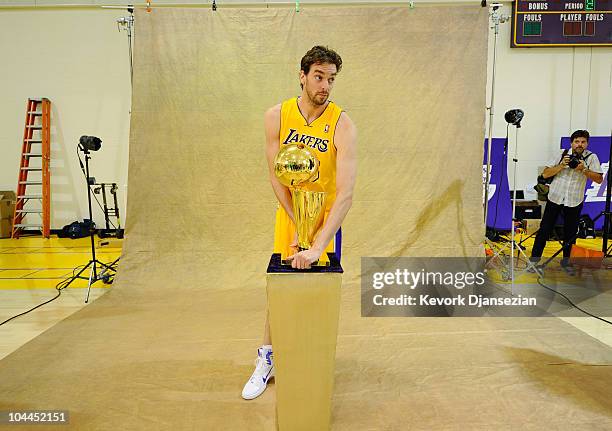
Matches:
[[483, 3, 510, 228], [601, 130, 612, 257], [116, 6, 135, 89], [486, 110, 542, 291], [61, 137, 117, 303], [507, 113, 538, 292]]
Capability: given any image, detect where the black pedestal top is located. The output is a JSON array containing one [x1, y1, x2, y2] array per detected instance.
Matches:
[[267, 253, 344, 274]]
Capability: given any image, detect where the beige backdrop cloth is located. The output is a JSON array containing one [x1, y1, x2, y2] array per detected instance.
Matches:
[[0, 6, 610, 431], [126, 4, 487, 282]]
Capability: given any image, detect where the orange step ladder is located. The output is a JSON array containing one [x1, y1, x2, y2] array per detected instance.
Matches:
[[12, 98, 51, 239]]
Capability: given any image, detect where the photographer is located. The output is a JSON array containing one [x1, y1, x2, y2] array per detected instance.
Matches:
[[530, 130, 603, 271]]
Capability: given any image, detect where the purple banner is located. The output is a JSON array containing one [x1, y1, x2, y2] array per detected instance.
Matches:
[[484, 138, 512, 230]]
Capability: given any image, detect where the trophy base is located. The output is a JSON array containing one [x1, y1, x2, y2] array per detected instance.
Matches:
[[281, 248, 330, 267]]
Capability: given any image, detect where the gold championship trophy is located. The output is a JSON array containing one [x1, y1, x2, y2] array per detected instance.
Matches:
[[274, 143, 330, 266], [267, 142, 342, 431]]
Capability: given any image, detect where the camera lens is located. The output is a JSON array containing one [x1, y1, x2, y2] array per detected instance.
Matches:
[[568, 156, 580, 169]]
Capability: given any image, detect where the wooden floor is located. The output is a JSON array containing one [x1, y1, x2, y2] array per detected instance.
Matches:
[[486, 232, 612, 347], [0, 233, 609, 364], [0, 235, 121, 360]]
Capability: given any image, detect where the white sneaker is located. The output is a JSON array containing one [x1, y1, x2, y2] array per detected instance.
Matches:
[[241, 347, 275, 400]]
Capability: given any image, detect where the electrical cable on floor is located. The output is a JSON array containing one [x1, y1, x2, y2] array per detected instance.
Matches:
[[536, 276, 612, 325], [0, 264, 87, 327]]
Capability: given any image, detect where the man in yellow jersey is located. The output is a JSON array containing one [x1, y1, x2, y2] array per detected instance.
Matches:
[[242, 46, 357, 400]]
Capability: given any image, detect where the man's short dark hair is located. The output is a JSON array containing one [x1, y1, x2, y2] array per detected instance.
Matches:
[[570, 129, 590, 142], [300, 46, 342, 75]]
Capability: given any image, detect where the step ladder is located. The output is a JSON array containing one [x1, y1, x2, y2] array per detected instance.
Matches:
[[12, 98, 51, 239]]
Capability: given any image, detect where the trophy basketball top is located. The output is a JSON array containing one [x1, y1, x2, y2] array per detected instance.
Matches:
[[274, 143, 320, 188]]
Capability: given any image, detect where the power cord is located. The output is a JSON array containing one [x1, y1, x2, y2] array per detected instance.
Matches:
[[0, 264, 87, 327], [536, 276, 612, 325]]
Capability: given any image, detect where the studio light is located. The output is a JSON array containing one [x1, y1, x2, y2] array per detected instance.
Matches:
[[504, 109, 524, 128], [79, 135, 102, 152]]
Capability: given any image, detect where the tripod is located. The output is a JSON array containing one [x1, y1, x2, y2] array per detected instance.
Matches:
[[538, 211, 605, 272], [600, 130, 612, 257], [61, 146, 117, 303], [486, 120, 543, 292], [518, 225, 566, 248]]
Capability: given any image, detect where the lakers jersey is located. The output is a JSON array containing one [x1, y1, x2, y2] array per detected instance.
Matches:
[[273, 97, 344, 258]]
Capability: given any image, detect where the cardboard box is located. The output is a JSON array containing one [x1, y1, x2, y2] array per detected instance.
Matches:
[[526, 219, 541, 235], [0, 218, 12, 238], [0, 191, 16, 220]]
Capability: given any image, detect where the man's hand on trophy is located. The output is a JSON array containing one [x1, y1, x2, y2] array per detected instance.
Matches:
[[289, 232, 299, 254], [286, 248, 322, 270]]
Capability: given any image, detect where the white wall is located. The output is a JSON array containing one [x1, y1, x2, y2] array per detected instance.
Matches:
[[485, 3, 612, 194], [0, 7, 131, 229], [0, 1, 610, 229]]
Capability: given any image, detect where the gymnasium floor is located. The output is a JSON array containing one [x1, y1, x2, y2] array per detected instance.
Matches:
[[0, 235, 122, 360], [486, 232, 612, 347]]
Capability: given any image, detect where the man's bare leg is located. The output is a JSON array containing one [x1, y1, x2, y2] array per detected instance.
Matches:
[[263, 309, 272, 345]]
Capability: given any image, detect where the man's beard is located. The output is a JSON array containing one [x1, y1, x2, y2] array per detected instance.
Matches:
[[307, 88, 328, 106]]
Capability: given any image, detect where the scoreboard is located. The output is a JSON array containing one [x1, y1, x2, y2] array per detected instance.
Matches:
[[511, 1, 612, 47]]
